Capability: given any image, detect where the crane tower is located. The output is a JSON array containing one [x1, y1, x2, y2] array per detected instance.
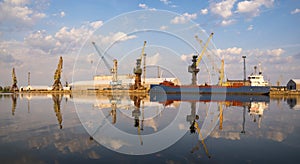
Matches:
[[10, 67, 18, 92], [52, 56, 63, 91], [132, 41, 146, 90], [189, 33, 213, 85]]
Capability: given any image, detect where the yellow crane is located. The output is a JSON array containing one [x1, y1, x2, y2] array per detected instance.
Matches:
[[191, 120, 211, 158], [195, 33, 225, 86], [133, 41, 147, 89], [218, 59, 225, 86], [141, 41, 147, 86], [189, 33, 213, 85], [10, 67, 18, 92], [195, 33, 214, 67]]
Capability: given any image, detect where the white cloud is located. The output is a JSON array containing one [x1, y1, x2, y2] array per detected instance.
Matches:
[[160, 25, 168, 30], [171, 13, 197, 24], [160, 0, 171, 5], [25, 30, 57, 53], [138, 3, 147, 9], [0, 0, 46, 30], [217, 47, 243, 57], [210, 0, 236, 19], [291, 8, 300, 15], [266, 48, 284, 57], [180, 53, 194, 62], [60, 11, 65, 17], [99, 32, 137, 45], [55, 25, 94, 43], [90, 20, 103, 29], [147, 52, 160, 65], [220, 19, 236, 26], [200, 8, 208, 15], [247, 25, 254, 31], [138, 3, 156, 11], [236, 0, 274, 18]]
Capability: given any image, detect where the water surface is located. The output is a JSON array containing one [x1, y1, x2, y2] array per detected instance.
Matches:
[[1, 93, 300, 163]]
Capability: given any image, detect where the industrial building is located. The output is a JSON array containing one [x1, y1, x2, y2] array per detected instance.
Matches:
[[287, 79, 300, 90], [70, 75, 179, 91]]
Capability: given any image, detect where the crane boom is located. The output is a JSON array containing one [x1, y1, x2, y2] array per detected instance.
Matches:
[[218, 59, 224, 86], [141, 41, 147, 85], [195, 33, 213, 67], [140, 41, 147, 60], [92, 42, 112, 72]]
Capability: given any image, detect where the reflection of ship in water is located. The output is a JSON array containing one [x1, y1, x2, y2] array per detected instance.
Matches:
[[150, 92, 270, 148], [248, 101, 269, 128], [150, 92, 270, 106]]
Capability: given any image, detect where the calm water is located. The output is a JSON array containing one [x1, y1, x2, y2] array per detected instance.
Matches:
[[1, 93, 300, 163]]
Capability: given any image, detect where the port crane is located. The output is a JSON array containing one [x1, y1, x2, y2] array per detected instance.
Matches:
[[10, 67, 18, 92], [52, 56, 63, 91], [194, 33, 225, 86], [189, 33, 214, 85], [92, 42, 121, 87], [132, 41, 147, 90]]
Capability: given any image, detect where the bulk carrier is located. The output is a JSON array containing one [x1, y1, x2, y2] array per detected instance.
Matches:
[[150, 53, 270, 95]]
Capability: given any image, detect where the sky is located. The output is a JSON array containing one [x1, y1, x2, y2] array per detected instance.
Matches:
[[0, 0, 300, 87]]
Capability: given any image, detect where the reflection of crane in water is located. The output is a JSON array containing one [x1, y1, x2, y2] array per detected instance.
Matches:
[[190, 115, 211, 158], [11, 94, 17, 115], [90, 93, 146, 145], [131, 94, 145, 145], [52, 94, 63, 129], [187, 101, 211, 158]]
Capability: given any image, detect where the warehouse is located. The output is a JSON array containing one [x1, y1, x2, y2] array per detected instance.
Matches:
[[287, 79, 300, 90]]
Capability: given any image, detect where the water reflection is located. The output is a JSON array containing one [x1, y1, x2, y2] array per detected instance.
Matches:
[[11, 94, 17, 116], [286, 96, 300, 110], [52, 94, 63, 129], [1, 93, 300, 162]]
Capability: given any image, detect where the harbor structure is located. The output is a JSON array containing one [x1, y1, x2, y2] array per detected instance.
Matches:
[[10, 68, 18, 92], [287, 79, 300, 91]]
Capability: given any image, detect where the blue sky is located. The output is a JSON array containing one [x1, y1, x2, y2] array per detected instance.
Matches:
[[0, 0, 299, 86]]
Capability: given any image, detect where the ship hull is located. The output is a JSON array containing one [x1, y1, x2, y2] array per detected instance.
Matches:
[[150, 84, 270, 95]]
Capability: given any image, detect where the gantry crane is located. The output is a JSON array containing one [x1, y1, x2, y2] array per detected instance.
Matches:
[[92, 42, 121, 87], [189, 33, 214, 85], [132, 41, 147, 90]]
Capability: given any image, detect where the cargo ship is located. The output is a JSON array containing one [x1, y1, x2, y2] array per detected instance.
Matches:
[[150, 55, 270, 95], [150, 80, 270, 95]]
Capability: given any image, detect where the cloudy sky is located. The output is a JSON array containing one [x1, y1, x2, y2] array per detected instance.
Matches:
[[0, 0, 299, 87]]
